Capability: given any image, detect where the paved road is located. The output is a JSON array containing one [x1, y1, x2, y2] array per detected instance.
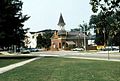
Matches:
[[0, 51, 120, 61], [31, 51, 120, 61]]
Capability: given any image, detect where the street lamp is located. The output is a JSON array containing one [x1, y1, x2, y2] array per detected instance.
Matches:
[[103, 27, 110, 60], [84, 26, 86, 51], [79, 21, 87, 51], [103, 28, 106, 47], [78, 33, 80, 48]]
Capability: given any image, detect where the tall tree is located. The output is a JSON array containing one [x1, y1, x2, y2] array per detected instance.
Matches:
[[0, 0, 30, 50], [89, 12, 107, 45], [37, 30, 54, 49], [37, 34, 44, 48], [90, 0, 120, 13], [79, 22, 91, 36], [90, 0, 120, 47]]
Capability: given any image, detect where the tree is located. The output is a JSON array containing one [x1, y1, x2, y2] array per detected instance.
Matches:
[[79, 22, 91, 35], [79, 23, 90, 32], [90, 0, 120, 14], [37, 34, 44, 48], [37, 30, 54, 49], [42, 32, 52, 48], [0, 0, 30, 50], [89, 11, 120, 46], [89, 12, 107, 45], [90, 0, 120, 34], [90, 0, 120, 47], [71, 22, 91, 35]]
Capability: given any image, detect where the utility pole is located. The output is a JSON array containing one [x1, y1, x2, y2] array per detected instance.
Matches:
[[84, 26, 86, 51], [103, 28, 106, 47]]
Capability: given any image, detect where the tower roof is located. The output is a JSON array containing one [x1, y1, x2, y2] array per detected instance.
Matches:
[[57, 13, 66, 26]]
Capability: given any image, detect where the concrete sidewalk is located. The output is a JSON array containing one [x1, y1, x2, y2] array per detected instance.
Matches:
[[0, 57, 41, 74]]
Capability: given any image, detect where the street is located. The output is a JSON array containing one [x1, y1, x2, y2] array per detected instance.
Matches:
[[30, 51, 120, 61], [0, 50, 120, 61]]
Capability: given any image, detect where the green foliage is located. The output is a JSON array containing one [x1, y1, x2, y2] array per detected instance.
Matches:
[[42, 32, 52, 48], [113, 31, 120, 46], [36, 34, 43, 48], [79, 22, 90, 33], [0, 58, 27, 67], [90, 0, 120, 13], [0, 57, 120, 81], [71, 22, 91, 34], [89, 11, 120, 45], [89, 12, 107, 45], [95, 33, 104, 45], [37, 30, 54, 48], [90, 0, 120, 46], [0, 0, 30, 49]]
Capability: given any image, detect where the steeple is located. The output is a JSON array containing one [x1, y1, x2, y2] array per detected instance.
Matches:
[[57, 13, 66, 27], [57, 13, 66, 36]]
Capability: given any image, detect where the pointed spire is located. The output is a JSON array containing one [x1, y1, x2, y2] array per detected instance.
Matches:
[[57, 13, 66, 27]]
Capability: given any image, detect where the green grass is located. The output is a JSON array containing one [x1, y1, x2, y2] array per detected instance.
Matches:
[[0, 58, 28, 67], [0, 57, 120, 81]]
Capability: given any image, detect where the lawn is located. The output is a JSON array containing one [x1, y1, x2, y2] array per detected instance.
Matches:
[[0, 57, 120, 81], [0, 58, 28, 67]]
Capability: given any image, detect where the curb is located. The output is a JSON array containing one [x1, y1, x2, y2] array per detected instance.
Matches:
[[63, 56, 120, 62]]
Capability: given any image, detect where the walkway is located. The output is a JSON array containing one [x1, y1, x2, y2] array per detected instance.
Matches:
[[0, 57, 41, 74]]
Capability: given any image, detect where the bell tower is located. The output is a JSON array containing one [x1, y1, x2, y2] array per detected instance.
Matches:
[[57, 13, 66, 30]]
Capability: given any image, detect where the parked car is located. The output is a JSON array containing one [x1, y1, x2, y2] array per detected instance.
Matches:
[[21, 48, 30, 54], [28, 48, 39, 52], [101, 47, 119, 51], [71, 48, 84, 51]]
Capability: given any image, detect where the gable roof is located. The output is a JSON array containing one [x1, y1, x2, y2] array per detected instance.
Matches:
[[66, 41, 75, 45], [67, 31, 88, 39]]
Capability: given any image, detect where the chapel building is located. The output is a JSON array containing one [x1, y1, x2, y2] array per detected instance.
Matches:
[[51, 14, 88, 51]]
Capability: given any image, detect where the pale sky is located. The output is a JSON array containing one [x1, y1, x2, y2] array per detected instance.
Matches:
[[22, 0, 94, 32]]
